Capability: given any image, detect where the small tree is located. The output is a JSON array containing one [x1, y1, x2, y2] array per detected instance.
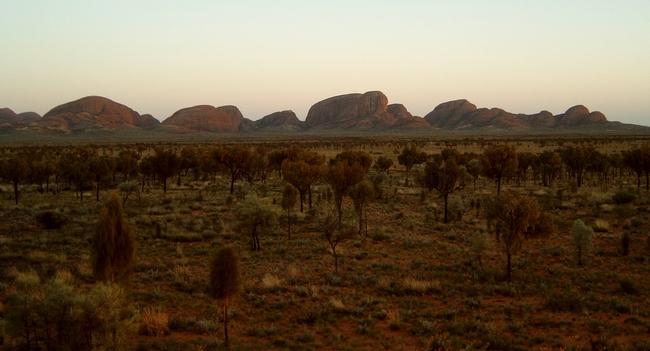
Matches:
[[327, 158, 368, 223], [5, 271, 134, 351], [466, 159, 481, 188], [89, 156, 111, 201], [560, 144, 596, 188], [486, 191, 540, 280], [0, 156, 30, 205], [281, 183, 298, 239], [92, 191, 136, 284], [234, 195, 278, 251], [118, 180, 140, 206], [397, 144, 427, 186], [365, 170, 388, 200], [319, 209, 355, 272], [421, 157, 468, 223], [209, 246, 243, 348], [572, 219, 594, 266], [213, 145, 252, 194], [348, 180, 374, 235], [373, 156, 394, 173], [470, 231, 492, 269], [151, 147, 181, 193], [480, 145, 518, 195]]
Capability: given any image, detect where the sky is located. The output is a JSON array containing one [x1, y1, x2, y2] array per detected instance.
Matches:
[[1, 1, 649, 125]]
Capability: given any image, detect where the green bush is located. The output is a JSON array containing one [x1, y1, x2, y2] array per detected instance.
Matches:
[[5, 273, 134, 351], [370, 231, 391, 242], [544, 289, 586, 312], [612, 190, 637, 205]]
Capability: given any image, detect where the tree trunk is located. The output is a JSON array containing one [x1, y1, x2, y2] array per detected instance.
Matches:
[[336, 195, 343, 224], [443, 194, 449, 223], [358, 206, 363, 235], [506, 253, 512, 281], [299, 190, 304, 213], [577, 170, 582, 187], [497, 176, 502, 195], [224, 303, 229, 347], [308, 186, 313, 209], [334, 251, 338, 273], [364, 207, 368, 237], [287, 208, 291, 240], [577, 246, 582, 267], [13, 181, 18, 205]]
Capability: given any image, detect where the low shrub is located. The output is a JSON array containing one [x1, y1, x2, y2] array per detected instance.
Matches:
[[618, 277, 638, 295], [612, 190, 636, 205], [544, 289, 586, 312], [36, 210, 68, 229]]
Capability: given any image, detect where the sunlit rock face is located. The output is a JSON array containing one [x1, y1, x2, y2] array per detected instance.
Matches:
[[43, 96, 158, 128], [32, 96, 159, 133], [162, 105, 243, 132], [305, 91, 398, 130]]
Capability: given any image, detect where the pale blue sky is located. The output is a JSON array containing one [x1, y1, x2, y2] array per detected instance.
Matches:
[[1, 1, 649, 125]]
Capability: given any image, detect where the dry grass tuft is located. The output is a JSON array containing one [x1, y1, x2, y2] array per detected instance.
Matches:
[[27, 251, 51, 262], [171, 265, 192, 284], [309, 285, 320, 298], [329, 297, 346, 311], [77, 262, 93, 278], [387, 309, 401, 324], [377, 277, 391, 290], [532, 189, 548, 196], [139, 306, 171, 336], [56, 269, 75, 282], [592, 219, 609, 233], [287, 266, 299, 278], [262, 274, 283, 290], [600, 204, 614, 213], [401, 278, 441, 294]]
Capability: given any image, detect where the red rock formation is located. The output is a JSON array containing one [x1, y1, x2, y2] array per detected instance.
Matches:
[[424, 99, 478, 127], [555, 105, 607, 127], [425, 100, 608, 130], [253, 110, 304, 132], [0, 108, 21, 123], [528, 111, 556, 128], [43, 96, 158, 129], [305, 91, 396, 130], [388, 104, 431, 129], [161, 105, 243, 132]]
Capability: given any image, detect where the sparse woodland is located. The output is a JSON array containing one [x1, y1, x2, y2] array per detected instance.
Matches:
[[2, 136, 650, 350]]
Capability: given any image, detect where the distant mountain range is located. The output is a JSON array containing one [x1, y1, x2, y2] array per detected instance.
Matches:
[[1, 92, 646, 138]]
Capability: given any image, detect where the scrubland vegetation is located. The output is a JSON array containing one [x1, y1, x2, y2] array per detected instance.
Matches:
[[1, 136, 650, 350]]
